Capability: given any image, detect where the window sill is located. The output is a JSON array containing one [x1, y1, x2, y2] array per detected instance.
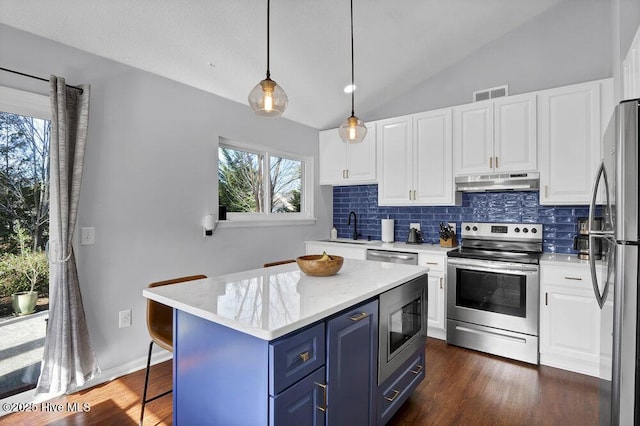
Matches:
[[216, 218, 318, 228]]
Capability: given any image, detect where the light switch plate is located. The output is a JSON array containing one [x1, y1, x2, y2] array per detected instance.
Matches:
[[80, 227, 96, 245], [410, 223, 421, 231], [448, 222, 457, 234]]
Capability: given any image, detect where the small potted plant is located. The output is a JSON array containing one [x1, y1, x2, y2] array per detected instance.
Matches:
[[1, 225, 47, 316], [439, 223, 457, 248]]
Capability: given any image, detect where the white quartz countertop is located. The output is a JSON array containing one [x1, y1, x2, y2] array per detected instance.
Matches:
[[143, 259, 428, 341], [307, 239, 455, 255]]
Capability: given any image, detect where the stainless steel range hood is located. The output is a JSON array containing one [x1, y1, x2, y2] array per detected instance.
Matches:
[[455, 172, 540, 192]]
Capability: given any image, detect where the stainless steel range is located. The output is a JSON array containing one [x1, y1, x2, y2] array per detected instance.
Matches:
[[446, 222, 542, 364]]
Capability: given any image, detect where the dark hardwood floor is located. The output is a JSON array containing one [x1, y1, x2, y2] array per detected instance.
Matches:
[[2, 338, 598, 425]]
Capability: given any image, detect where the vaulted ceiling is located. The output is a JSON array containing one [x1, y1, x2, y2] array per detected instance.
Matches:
[[0, 0, 567, 129]]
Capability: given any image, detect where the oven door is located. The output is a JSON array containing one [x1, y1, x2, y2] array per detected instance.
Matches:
[[378, 275, 428, 385], [446, 257, 539, 336]]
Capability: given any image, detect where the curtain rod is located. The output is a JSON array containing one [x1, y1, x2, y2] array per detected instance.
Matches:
[[0, 66, 84, 93]]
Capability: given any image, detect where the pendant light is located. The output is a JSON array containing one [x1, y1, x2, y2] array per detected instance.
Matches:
[[248, 0, 288, 117], [338, 0, 367, 143]]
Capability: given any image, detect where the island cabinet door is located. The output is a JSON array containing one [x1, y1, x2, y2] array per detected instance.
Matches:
[[326, 299, 379, 426], [270, 367, 326, 426]]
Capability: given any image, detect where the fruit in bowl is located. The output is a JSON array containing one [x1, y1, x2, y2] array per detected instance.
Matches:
[[296, 252, 344, 277]]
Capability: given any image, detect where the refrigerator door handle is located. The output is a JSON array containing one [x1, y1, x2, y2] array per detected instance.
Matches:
[[588, 234, 609, 309], [588, 162, 611, 310]]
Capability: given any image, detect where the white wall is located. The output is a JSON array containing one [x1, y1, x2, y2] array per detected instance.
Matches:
[[364, 0, 612, 122], [0, 24, 332, 373]]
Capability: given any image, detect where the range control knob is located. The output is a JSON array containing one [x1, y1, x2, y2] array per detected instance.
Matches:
[[523, 228, 529, 233], [531, 228, 538, 234], [472, 226, 478, 232], [514, 227, 520, 233], [465, 226, 471, 231]]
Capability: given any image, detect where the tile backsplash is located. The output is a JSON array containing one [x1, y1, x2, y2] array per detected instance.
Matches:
[[332, 184, 590, 254]]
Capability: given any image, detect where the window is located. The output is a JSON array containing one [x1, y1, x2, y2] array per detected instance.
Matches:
[[218, 138, 314, 224]]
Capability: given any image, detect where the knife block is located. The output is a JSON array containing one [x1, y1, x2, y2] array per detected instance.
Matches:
[[439, 235, 457, 247]]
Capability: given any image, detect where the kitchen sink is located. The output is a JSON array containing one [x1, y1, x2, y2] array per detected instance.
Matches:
[[318, 238, 381, 246]]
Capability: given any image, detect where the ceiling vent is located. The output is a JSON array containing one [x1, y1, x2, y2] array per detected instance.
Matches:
[[473, 85, 509, 102]]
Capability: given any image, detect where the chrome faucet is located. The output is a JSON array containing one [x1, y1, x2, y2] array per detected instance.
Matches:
[[348, 211, 359, 240]]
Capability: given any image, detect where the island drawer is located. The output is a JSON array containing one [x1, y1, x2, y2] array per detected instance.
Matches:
[[269, 323, 325, 395], [377, 349, 425, 424]]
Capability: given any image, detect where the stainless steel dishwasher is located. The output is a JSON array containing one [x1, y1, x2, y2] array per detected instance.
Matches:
[[366, 249, 418, 265]]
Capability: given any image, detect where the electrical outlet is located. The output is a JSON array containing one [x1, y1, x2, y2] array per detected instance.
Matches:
[[409, 223, 421, 231], [118, 309, 131, 328], [448, 222, 457, 234]]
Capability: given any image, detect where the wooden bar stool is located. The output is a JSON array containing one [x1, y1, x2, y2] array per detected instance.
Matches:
[[140, 274, 206, 425], [263, 259, 295, 268]]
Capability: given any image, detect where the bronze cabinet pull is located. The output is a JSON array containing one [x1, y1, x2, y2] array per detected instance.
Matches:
[[349, 312, 369, 322]]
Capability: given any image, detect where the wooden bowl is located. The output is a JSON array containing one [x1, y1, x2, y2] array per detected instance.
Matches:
[[296, 254, 344, 277]]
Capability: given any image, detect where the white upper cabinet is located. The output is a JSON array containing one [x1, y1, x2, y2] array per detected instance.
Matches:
[[318, 123, 376, 185], [377, 115, 413, 204], [377, 109, 459, 206], [453, 93, 537, 175], [538, 79, 612, 205]]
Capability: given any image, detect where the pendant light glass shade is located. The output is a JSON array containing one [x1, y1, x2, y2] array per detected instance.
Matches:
[[339, 114, 367, 143], [249, 0, 287, 117], [248, 77, 288, 117], [339, 0, 366, 144]]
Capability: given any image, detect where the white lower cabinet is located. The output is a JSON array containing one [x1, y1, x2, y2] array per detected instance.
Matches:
[[539, 262, 605, 377], [419, 253, 446, 340]]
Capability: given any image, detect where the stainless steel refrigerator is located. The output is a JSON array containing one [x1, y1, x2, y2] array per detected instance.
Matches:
[[589, 98, 640, 425]]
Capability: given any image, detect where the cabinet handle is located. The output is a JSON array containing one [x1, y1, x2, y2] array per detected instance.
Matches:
[[545, 185, 549, 198], [349, 312, 369, 322], [385, 389, 400, 402], [315, 382, 327, 412], [410, 364, 424, 375], [299, 351, 310, 362], [489, 157, 493, 168], [439, 277, 443, 289], [495, 157, 499, 168], [342, 170, 345, 179], [564, 276, 583, 281], [545, 292, 548, 306], [426, 262, 438, 265], [409, 190, 412, 200], [413, 190, 417, 200], [346, 169, 349, 179]]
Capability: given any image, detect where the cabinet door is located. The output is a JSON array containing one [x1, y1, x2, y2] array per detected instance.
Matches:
[[319, 128, 347, 185], [326, 300, 378, 426], [427, 272, 446, 338], [270, 367, 326, 426], [538, 81, 601, 205], [540, 284, 600, 376], [453, 100, 494, 175], [414, 108, 455, 205], [493, 93, 537, 172], [377, 116, 413, 205], [345, 122, 377, 183]]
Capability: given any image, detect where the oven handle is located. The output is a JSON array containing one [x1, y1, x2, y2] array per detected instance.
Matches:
[[447, 258, 539, 274]]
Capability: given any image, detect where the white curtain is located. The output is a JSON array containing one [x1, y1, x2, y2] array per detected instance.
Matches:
[[36, 76, 99, 395]]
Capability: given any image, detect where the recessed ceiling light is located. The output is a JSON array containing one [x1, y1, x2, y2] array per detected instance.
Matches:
[[343, 84, 356, 94]]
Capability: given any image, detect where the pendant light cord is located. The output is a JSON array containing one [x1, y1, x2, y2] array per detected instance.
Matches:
[[350, 0, 355, 116], [266, 0, 271, 79]]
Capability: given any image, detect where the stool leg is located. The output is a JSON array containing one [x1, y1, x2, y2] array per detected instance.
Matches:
[[140, 340, 154, 426]]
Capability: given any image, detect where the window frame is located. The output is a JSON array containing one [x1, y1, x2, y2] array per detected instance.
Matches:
[[217, 137, 315, 227]]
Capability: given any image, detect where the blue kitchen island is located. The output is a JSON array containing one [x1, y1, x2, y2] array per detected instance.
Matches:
[[143, 259, 428, 425]]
